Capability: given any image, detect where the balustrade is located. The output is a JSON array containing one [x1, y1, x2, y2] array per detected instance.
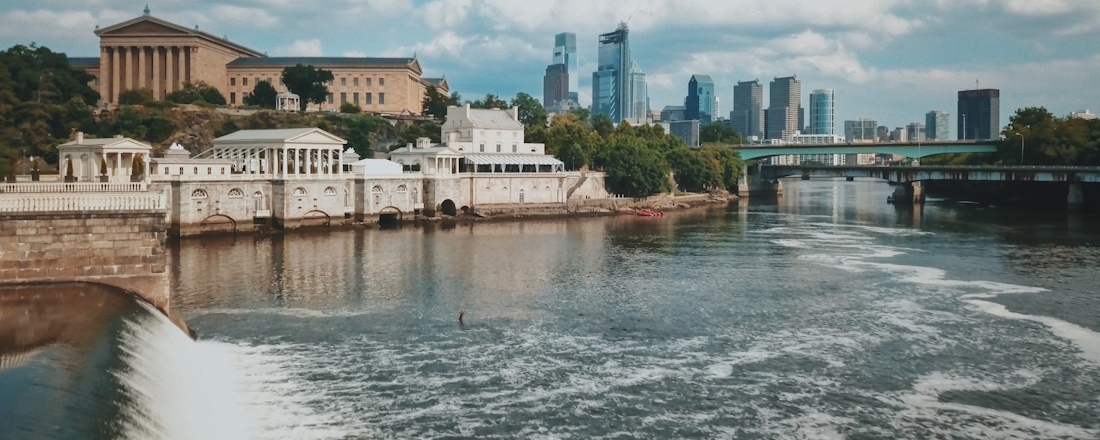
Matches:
[[0, 193, 165, 212]]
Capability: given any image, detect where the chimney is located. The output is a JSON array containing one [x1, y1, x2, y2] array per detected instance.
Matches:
[[464, 103, 470, 118], [76, 131, 84, 144], [509, 106, 519, 121]]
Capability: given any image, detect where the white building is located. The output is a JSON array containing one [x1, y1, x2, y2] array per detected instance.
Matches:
[[57, 133, 152, 182]]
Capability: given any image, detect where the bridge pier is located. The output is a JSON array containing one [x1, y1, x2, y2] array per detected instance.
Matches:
[[1068, 182, 1084, 211], [890, 181, 925, 204], [738, 163, 783, 197]]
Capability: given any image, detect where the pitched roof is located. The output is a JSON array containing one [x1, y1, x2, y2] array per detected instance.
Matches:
[[213, 127, 347, 144], [58, 136, 152, 150], [96, 15, 263, 57], [466, 108, 522, 130]]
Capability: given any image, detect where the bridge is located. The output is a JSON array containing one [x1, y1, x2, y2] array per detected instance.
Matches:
[[755, 164, 1099, 210], [734, 140, 999, 160]]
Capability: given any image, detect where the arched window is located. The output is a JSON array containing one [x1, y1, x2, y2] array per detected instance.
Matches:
[[372, 185, 383, 194], [228, 188, 243, 198], [191, 189, 208, 198], [293, 187, 307, 196], [396, 185, 407, 193], [324, 186, 337, 195]]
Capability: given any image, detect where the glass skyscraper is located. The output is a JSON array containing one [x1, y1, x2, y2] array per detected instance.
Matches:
[[686, 75, 714, 123], [732, 80, 763, 140], [552, 32, 578, 104], [925, 110, 950, 140], [808, 89, 834, 135], [957, 89, 1000, 140], [593, 23, 632, 123]]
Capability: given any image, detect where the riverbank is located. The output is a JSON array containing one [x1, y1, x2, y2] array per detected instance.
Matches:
[[426, 191, 737, 223]]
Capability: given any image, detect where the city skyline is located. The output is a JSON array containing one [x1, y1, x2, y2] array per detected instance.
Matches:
[[3, 1, 1098, 129]]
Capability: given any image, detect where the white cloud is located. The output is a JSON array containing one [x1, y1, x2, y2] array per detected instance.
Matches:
[[278, 39, 323, 56], [211, 5, 279, 28], [0, 10, 97, 39], [343, 50, 366, 57]]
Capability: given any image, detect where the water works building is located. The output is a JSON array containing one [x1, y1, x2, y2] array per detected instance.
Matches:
[[68, 8, 447, 115]]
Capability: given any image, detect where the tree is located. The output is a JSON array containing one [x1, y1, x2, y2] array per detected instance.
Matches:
[[468, 93, 508, 110], [602, 134, 671, 197], [281, 64, 333, 111], [100, 157, 107, 176], [700, 122, 743, 144], [340, 102, 361, 114], [166, 81, 226, 105], [544, 112, 599, 169], [510, 92, 548, 129], [131, 153, 144, 177], [422, 85, 459, 120], [118, 88, 153, 105], [592, 114, 614, 140], [243, 80, 277, 108]]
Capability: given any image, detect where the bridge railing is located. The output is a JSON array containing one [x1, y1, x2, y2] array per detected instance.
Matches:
[[0, 192, 166, 213], [0, 182, 148, 193]]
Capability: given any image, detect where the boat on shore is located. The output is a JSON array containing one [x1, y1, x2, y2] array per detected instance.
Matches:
[[634, 208, 664, 217]]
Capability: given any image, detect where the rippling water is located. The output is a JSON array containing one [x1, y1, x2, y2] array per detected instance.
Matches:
[[3, 179, 1099, 439]]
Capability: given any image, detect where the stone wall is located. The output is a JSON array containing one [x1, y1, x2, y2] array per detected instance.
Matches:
[[0, 211, 169, 309]]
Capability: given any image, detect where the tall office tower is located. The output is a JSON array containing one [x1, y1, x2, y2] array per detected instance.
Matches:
[[731, 80, 763, 139], [713, 96, 720, 122], [808, 89, 835, 135], [543, 64, 569, 109], [843, 118, 877, 141], [957, 88, 999, 140], [906, 122, 926, 141], [628, 62, 648, 120], [686, 75, 714, 123], [593, 23, 632, 122], [552, 32, 578, 103], [766, 75, 801, 140], [925, 110, 950, 140]]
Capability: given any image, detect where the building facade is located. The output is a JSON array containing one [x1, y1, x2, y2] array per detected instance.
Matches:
[[630, 62, 649, 121], [543, 64, 570, 110], [808, 89, 835, 135], [592, 23, 632, 123], [551, 32, 579, 104], [925, 110, 950, 140], [76, 10, 444, 114], [905, 123, 926, 142], [732, 80, 764, 141], [957, 88, 1000, 140], [766, 76, 801, 141], [843, 118, 877, 142], [686, 75, 714, 123]]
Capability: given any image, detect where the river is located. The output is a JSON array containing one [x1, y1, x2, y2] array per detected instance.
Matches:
[[2, 178, 1099, 439]]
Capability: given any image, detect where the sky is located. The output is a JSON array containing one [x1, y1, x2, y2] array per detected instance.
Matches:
[[2, 0, 1099, 131]]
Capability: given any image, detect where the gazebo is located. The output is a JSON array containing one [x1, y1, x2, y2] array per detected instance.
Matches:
[[276, 92, 300, 112], [56, 132, 152, 182]]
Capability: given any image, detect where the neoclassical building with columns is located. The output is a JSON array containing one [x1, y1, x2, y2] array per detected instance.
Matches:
[[70, 8, 447, 115]]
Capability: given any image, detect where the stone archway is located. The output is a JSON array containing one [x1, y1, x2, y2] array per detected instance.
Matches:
[[440, 199, 457, 216], [301, 210, 331, 227], [199, 214, 236, 233]]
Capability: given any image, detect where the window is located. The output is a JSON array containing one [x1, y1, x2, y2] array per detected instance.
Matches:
[[327, 94, 333, 104], [244, 77, 249, 86], [191, 189, 208, 198], [479, 143, 484, 152], [293, 187, 307, 196], [396, 185, 407, 193], [512, 144, 517, 153], [379, 77, 384, 86], [365, 93, 372, 104], [378, 93, 384, 104], [228, 188, 243, 198], [163, 167, 168, 174], [372, 185, 383, 194], [496, 144, 501, 152], [341, 78, 346, 86], [340, 92, 346, 104], [365, 78, 371, 86], [353, 93, 359, 104], [193, 167, 198, 174], [230, 92, 236, 104], [230, 78, 236, 86], [324, 186, 337, 195], [207, 167, 212, 175], [353, 78, 359, 86]]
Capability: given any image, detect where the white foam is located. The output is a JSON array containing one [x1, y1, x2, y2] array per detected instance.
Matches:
[[966, 299, 1100, 364]]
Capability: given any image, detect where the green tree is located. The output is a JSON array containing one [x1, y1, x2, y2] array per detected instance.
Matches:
[[340, 102, 361, 114], [281, 64, 333, 111], [118, 88, 153, 105], [699, 122, 743, 144], [602, 134, 671, 197], [0, 44, 99, 105], [243, 80, 277, 108], [421, 85, 460, 120], [468, 93, 508, 109], [591, 114, 614, 140], [166, 81, 226, 105], [544, 112, 599, 169], [510, 92, 548, 129]]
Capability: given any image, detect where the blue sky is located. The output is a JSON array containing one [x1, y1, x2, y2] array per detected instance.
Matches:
[[3, 0, 1098, 131]]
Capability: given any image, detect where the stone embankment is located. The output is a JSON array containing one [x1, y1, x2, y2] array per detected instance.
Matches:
[[458, 191, 736, 221]]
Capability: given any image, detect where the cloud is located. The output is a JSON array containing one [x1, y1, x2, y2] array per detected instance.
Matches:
[[0, 9, 97, 39], [342, 50, 366, 57], [210, 5, 279, 28], [278, 39, 323, 56]]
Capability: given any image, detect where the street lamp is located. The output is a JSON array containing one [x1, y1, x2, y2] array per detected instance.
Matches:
[[1015, 132, 1024, 165]]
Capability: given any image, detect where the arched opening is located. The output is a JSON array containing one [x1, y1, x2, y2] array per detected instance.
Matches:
[[301, 210, 331, 227], [378, 206, 402, 228], [440, 199, 457, 216], [199, 214, 236, 234]]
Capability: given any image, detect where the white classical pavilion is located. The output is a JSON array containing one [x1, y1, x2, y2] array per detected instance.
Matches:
[[201, 128, 349, 178], [57, 132, 152, 182], [276, 92, 300, 112]]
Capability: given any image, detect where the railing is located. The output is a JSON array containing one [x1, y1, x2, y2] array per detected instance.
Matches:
[[0, 182, 148, 193], [0, 193, 166, 212], [150, 173, 349, 182]]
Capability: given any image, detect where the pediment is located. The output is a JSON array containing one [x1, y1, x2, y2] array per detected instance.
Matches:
[[102, 20, 190, 36], [288, 129, 348, 145]]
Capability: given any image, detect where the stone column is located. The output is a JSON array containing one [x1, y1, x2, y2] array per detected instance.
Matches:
[[110, 47, 120, 103], [125, 47, 136, 92], [138, 46, 147, 90], [165, 46, 175, 94], [151, 47, 161, 99]]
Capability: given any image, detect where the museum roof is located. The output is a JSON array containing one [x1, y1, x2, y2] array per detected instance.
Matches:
[[227, 57, 417, 69]]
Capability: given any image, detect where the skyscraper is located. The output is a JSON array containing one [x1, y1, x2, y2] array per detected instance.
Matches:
[[629, 61, 648, 120], [686, 75, 714, 123], [844, 118, 877, 142], [957, 88, 1000, 140], [592, 23, 632, 123], [808, 89, 834, 135], [731, 80, 763, 140], [543, 64, 569, 109], [552, 32, 578, 104], [766, 76, 801, 140], [925, 110, 950, 140]]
